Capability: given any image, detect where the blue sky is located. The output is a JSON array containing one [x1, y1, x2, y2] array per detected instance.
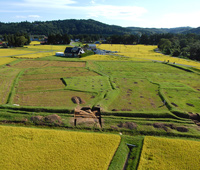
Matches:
[[0, 0, 200, 28]]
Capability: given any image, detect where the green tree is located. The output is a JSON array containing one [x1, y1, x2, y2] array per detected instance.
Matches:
[[16, 36, 27, 47], [158, 38, 172, 54], [188, 41, 200, 61]]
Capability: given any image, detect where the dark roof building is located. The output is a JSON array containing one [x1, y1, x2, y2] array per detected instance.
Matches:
[[64, 47, 85, 58]]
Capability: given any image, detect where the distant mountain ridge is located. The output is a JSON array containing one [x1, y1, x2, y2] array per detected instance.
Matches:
[[0, 19, 199, 35], [126, 26, 194, 34]]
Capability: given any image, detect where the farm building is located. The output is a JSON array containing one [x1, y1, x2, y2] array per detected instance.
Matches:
[[64, 47, 85, 58], [88, 44, 97, 50], [55, 52, 65, 56]]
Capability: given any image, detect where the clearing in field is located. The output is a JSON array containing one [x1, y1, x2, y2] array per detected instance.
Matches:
[[138, 136, 200, 170], [0, 67, 21, 104], [14, 90, 97, 108], [12, 60, 86, 68], [0, 126, 121, 170], [107, 78, 168, 112], [23, 67, 88, 75], [20, 70, 100, 80], [64, 76, 112, 92], [162, 88, 200, 113], [16, 79, 65, 93]]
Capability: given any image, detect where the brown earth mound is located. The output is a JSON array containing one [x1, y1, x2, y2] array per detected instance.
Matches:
[[118, 122, 137, 130], [30, 116, 44, 122], [31, 114, 63, 126], [71, 96, 86, 104], [44, 114, 63, 125], [176, 126, 188, 132], [153, 123, 188, 132], [153, 123, 169, 132], [189, 113, 200, 126]]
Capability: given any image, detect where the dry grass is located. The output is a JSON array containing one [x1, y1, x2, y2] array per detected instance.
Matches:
[[14, 90, 96, 108], [12, 60, 86, 68], [17, 79, 65, 93]]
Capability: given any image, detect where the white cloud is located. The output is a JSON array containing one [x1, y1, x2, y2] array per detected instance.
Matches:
[[87, 5, 147, 22], [91, 0, 95, 4], [10, 1, 147, 26], [19, 0, 77, 8], [15, 15, 27, 19], [28, 15, 40, 18], [162, 12, 200, 27], [14, 15, 40, 19], [146, 11, 200, 28]]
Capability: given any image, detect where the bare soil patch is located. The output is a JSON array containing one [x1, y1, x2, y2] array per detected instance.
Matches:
[[12, 61, 86, 68], [117, 122, 137, 130], [153, 123, 188, 132], [31, 114, 63, 126]]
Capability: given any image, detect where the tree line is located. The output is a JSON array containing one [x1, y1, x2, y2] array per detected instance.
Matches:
[[2, 33, 31, 47], [107, 33, 200, 61], [1, 31, 200, 61]]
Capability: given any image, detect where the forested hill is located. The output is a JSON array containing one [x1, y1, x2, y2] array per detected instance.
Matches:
[[126, 27, 193, 34], [183, 27, 200, 34], [0, 19, 132, 35], [0, 19, 198, 35]]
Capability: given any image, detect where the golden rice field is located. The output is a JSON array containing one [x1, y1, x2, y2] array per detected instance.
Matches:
[[12, 52, 54, 59], [25, 44, 69, 51], [138, 136, 200, 170], [29, 41, 41, 45], [98, 44, 200, 69], [0, 49, 35, 57], [0, 57, 16, 66], [0, 126, 121, 170]]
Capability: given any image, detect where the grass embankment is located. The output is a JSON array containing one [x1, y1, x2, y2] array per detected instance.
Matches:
[[0, 125, 120, 170], [109, 135, 144, 170], [138, 136, 200, 170]]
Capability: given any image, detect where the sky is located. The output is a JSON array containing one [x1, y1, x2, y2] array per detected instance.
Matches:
[[0, 0, 200, 28]]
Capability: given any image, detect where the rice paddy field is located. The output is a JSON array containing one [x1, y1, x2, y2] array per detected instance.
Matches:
[[0, 57, 16, 65], [98, 44, 200, 69], [0, 49, 35, 57], [0, 126, 121, 170], [12, 52, 54, 59], [138, 136, 200, 170], [0, 45, 199, 114], [0, 44, 200, 170]]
